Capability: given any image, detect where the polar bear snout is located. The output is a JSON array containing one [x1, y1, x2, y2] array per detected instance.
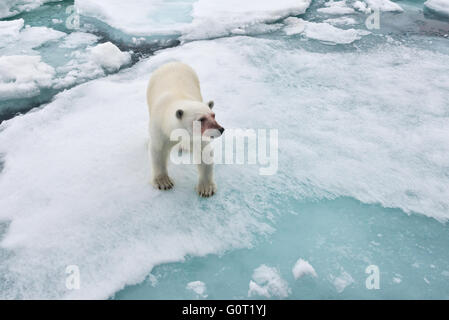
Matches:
[[200, 113, 224, 138]]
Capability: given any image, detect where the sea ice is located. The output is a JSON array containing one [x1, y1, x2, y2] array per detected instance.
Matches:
[[284, 17, 370, 44], [248, 265, 290, 298], [0, 0, 62, 19], [90, 42, 132, 72], [74, 0, 312, 41], [317, 1, 356, 15], [332, 271, 354, 293], [186, 281, 208, 298], [365, 0, 404, 12], [0, 19, 65, 55], [292, 258, 317, 279], [323, 17, 357, 26], [1, 35, 449, 299], [0, 55, 55, 100], [424, 0, 449, 17]]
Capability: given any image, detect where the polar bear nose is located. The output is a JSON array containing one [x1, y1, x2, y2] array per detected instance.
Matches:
[[219, 127, 225, 134]]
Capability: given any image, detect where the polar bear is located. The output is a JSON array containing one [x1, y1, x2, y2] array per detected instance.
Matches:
[[146, 62, 225, 197]]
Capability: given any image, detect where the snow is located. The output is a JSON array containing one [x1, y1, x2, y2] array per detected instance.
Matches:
[[284, 17, 370, 44], [186, 281, 208, 298], [333, 271, 354, 293], [365, 0, 404, 12], [424, 0, 449, 17], [353, 0, 371, 13], [248, 265, 290, 298], [393, 277, 402, 284], [59, 32, 100, 49], [0, 19, 24, 43], [0, 0, 62, 19], [74, 0, 312, 40], [0, 19, 66, 55], [90, 42, 131, 72], [324, 17, 357, 26], [292, 259, 317, 279], [53, 42, 131, 88], [1, 34, 449, 299], [0, 55, 55, 100], [317, 1, 356, 15]]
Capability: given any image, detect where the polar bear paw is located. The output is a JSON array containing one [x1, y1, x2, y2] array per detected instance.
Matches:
[[197, 181, 217, 197], [152, 174, 174, 190]]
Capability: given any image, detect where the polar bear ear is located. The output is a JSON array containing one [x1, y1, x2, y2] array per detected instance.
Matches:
[[176, 109, 184, 119], [208, 100, 214, 109]]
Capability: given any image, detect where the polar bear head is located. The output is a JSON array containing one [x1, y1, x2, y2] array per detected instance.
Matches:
[[175, 100, 224, 139]]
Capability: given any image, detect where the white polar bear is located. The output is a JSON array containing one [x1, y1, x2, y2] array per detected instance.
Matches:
[[146, 61, 225, 197]]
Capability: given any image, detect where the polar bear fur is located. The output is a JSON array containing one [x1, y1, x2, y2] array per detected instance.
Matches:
[[146, 61, 224, 197]]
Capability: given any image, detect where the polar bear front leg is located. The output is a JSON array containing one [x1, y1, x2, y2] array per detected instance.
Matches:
[[197, 162, 217, 197], [149, 140, 174, 190]]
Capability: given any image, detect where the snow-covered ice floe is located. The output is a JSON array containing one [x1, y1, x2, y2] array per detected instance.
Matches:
[[0, 17, 131, 103], [317, 1, 356, 15], [1, 35, 449, 299], [0, 19, 65, 55], [424, 0, 449, 17], [365, 0, 404, 12], [324, 17, 357, 26], [74, 0, 312, 41], [283, 17, 370, 44], [0, 0, 62, 19], [186, 281, 208, 298], [292, 259, 317, 279], [0, 55, 55, 100], [248, 265, 290, 298]]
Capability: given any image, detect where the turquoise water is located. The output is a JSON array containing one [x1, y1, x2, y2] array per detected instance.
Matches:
[[0, 0, 448, 300], [116, 198, 449, 299]]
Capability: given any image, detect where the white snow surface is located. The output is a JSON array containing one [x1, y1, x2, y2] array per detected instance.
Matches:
[[1, 36, 449, 299], [292, 258, 318, 279], [90, 42, 131, 72], [248, 265, 291, 298], [424, 0, 449, 17], [317, 1, 356, 15], [284, 17, 370, 44], [74, 0, 312, 40], [0, 0, 62, 19], [186, 281, 208, 298], [365, 0, 404, 12], [0, 55, 55, 100]]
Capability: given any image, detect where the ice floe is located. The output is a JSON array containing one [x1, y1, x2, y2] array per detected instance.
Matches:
[[292, 258, 317, 279], [323, 16, 357, 26], [0, 0, 62, 19], [248, 265, 290, 298], [284, 17, 370, 44], [59, 32, 100, 49], [317, 1, 356, 15], [332, 271, 354, 293], [353, 0, 372, 14], [0, 19, 65, 55], [90, 42, 132, 72], [424, 0, 449, 17], [1, 35, 449, 299], [74, 0, 312, 41], [0, 55, 55, 100], [186, 281, 208, 298], [365, 0, 404, 12]]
